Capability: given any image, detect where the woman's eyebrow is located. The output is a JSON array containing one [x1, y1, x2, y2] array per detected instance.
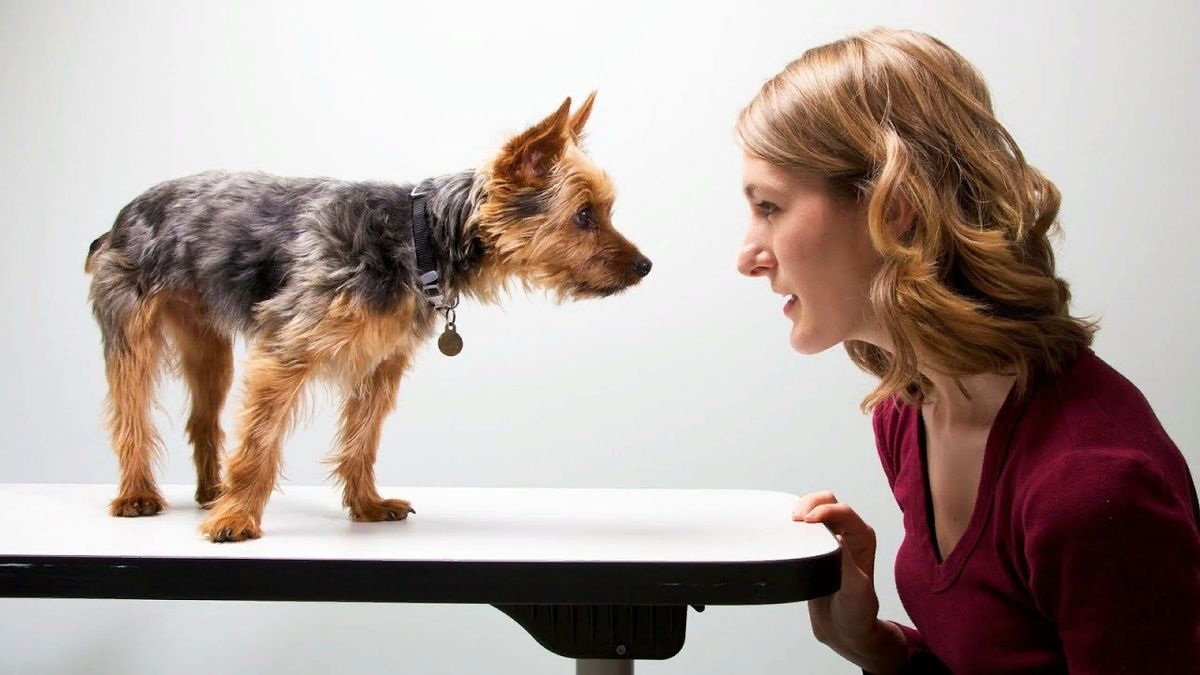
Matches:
[[744, 180, 785, 201]]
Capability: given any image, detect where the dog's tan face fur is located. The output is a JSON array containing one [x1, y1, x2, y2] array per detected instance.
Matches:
[[474, 93, 651, 303]]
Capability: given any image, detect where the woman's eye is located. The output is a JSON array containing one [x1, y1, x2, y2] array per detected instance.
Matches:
[[574, 206, 595, 229], [758, 201, 778, 216]]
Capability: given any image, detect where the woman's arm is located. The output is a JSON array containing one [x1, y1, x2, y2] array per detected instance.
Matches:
[[797, 494, 945, 674], [1023, 451, 1200, 671]]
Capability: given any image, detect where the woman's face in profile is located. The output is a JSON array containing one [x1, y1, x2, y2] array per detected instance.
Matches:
[[737, 153, 882, 354]]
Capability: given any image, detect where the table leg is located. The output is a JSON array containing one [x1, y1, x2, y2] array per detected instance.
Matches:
[[576, 658, 633, 675]]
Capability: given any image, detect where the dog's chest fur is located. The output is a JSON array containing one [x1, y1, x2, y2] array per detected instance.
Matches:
[[302, 293, 434, 386]]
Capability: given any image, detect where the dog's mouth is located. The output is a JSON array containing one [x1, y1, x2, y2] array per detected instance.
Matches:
[[571, 281, 632, 299], [540, 257, 647, 301]]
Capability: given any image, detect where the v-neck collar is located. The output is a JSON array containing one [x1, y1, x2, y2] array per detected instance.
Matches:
[[913, 378, 1040, 592]]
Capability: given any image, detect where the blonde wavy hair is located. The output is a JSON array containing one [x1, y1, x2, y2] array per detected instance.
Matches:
[[735, 27, 1097, 410]]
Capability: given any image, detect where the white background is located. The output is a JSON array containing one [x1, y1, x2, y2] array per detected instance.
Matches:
[[2, 0, 1197, 672]]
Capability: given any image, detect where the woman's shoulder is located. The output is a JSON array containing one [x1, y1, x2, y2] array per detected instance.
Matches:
[[1009, 354, 1200, 672], [1013, 348, 1198, 538], [871, 394, 917, 437], [1033, 349, 1183, 473], [870, 395, 919, 486], [1049, 349, 1170, 434]]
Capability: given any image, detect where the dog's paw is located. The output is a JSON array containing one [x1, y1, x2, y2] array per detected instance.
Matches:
[[349, 498, 415, 522], [110, 492, 166, 517], [200, 510, 262, 543], [195, 483, 223, 510]]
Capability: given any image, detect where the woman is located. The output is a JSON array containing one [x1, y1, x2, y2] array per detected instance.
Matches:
[[735, 28, 1200, 673]]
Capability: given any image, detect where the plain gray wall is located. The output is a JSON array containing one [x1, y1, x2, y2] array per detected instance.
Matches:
[[2, 0, 1197, 672]]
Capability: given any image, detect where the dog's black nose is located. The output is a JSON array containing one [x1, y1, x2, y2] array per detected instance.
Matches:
[[632, 257, 652, 277]]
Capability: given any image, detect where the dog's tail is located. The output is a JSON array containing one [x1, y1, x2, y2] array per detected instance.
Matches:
[[85, 232, 110, 274]]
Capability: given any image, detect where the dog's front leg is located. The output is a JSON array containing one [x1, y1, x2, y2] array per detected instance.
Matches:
[[200, 346, 312, 542], [331, 353, 415, 522]]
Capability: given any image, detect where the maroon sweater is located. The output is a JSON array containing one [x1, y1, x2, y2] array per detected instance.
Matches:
[[873, 350, 1200, 673]]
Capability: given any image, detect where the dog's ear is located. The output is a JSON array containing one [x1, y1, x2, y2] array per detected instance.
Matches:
[[496, 97, 572, 186], [569, 90, 597, 141]]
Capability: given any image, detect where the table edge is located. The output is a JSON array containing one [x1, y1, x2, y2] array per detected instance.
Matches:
[[0, 547, 842, 606]]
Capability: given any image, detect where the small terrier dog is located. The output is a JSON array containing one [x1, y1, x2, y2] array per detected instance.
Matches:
[[85, 93, 651, 542]]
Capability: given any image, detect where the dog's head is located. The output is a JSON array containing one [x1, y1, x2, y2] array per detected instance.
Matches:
[[477, 93, 651, 302]]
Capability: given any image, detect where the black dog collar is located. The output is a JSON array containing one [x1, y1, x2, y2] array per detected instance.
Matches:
[[410, 184, 447, 309], [411, 183, 464, 357]]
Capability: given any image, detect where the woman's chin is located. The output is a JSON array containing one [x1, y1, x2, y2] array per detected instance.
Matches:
[[789, 323, 837, 355]]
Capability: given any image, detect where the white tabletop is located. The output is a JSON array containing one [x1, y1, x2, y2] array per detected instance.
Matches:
[[0, 483, 838, 563]]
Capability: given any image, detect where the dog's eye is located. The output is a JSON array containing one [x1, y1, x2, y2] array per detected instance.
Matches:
[[574, 206, 595, 230]]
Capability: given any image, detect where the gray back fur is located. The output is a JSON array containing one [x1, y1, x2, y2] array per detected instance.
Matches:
[[87, 169, 487, 356]]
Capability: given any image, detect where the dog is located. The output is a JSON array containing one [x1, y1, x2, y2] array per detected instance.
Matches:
[[84, 93, 651, 542]]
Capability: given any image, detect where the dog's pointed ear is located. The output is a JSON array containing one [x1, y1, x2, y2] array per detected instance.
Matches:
[[569, 90, 597, 140], [497, 97, 573, 186]]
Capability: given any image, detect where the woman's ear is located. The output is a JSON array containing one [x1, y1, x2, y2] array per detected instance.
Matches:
[[886, 191, 915, 240]]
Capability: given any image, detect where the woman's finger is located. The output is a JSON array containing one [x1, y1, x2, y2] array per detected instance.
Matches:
[[793, 491, 838, 520], [802, 502, 877, 578], [803, 502, 870, 532]]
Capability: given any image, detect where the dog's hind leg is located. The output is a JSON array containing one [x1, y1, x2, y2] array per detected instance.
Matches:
[[200, 343, 312, 542], [164, 304, 234, 509], [102, 297, 168, 517], [330, 353, 414, 522]]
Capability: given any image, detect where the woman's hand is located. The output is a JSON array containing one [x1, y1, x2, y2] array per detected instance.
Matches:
[[795, 491, 908, 674]]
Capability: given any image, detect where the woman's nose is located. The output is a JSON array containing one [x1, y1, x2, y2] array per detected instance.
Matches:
[[737, 233, 773, 278]]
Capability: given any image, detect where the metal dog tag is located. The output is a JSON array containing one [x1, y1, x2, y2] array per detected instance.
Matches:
[[438, 324, 463, 356]]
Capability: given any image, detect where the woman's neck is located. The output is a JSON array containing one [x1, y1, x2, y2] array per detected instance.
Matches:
[[853, 321, 1017, 429], [920, 369, 1016, 431]]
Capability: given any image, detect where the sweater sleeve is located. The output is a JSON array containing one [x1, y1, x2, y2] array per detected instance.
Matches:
[[883, 622, 953, 674], [1022, 450, 1200, 672]]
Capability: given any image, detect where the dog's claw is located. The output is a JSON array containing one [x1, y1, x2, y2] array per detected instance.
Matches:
[[202, 512, 262, 543], [349, 498, 415, 522], [210, 526, 258, 543], [110, 493, 166, 518]]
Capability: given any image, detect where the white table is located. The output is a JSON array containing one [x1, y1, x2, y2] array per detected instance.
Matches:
[[0, 483, 841, 674]]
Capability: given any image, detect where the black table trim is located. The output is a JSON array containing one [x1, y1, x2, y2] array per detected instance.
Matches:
[[0, 551, 841, 606]]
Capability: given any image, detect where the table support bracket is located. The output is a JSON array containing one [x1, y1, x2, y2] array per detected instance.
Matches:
[[493, 603, 703, 666]]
